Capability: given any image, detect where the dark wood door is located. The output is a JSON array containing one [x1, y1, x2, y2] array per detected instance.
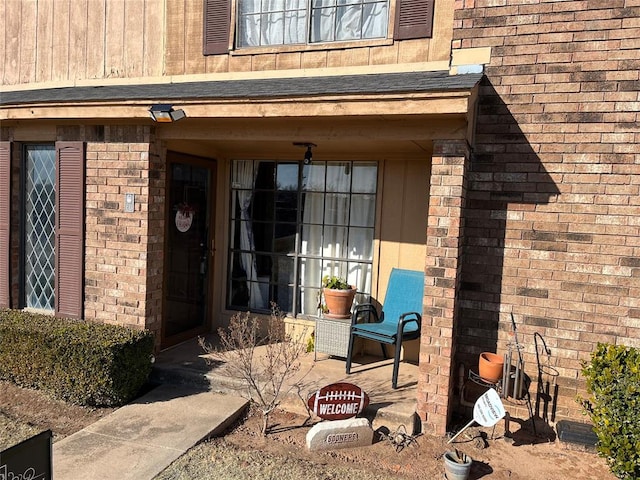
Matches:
[[163, 152, 216, 347]]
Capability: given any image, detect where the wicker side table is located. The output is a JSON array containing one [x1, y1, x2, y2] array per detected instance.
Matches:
[[315, 316, 351, 358]]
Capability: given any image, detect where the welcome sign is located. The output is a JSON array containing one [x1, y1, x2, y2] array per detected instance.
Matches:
[[0, 430, 52, 480], [307, 382, 370, 421]]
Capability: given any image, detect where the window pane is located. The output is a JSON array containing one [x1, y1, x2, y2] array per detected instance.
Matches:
[[301, 192, 324, 223], [302, 163, 325, 191], [362, 2, 387, 38], [275, 190, 298, 222], [262, 12, 284, 45], [326, 162, 351, 192], [311, 6, 335, 42], [247, 281, 270, 309], [238, 0, 309, 47], [274, 223, 296, 253], [286, 0, 307, 8], [273, 255, 294, 311], [347, 262, 371, 294], [322, 259, 349, 282], [350, 194, 375, 227], [348, 227, 373, 259], [285, 9, 307, 43], [336, 5, 362, 41], [24, 145, 56, 311], [238, 14, 261, 47], [324, 193, 350, 225], [352, 162, 377, 193], [241, 0, 261, 13], [299, 286, 321, 315], [301, 224, 323, 255], [323, 226, 348, 257], [232, 159, 256, 187], [276, 163, 299, 190]]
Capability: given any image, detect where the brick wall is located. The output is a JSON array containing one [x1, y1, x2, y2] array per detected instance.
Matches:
[[419, 139, 470, 435], [452, 1, 640, 422], [84, 126, 165, 344]]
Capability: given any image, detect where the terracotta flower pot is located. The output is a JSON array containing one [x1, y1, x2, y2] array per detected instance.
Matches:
[[323, 287, 356, 319], [478, 352, 504, 383]]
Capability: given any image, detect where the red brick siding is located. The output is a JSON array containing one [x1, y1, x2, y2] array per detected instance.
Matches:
[[451, 1, 640, 422], [83, 126, 165, 344], [419, 139, 470, 435]]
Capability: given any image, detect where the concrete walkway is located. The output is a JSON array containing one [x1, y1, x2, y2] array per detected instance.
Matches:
[[53, 384, 248, 480]]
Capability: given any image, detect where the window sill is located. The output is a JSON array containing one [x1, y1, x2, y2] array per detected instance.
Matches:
[[230, 37, 394, 56]]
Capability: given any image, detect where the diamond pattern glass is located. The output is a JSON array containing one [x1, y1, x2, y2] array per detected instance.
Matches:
[[25, 145, 56, 311]]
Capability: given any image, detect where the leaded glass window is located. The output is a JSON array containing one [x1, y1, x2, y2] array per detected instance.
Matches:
[[23, 145, 56, 311]]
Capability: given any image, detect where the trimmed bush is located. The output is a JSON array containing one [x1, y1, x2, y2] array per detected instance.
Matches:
[[0, 309, 154, 407], [581, 343, 640, 480]]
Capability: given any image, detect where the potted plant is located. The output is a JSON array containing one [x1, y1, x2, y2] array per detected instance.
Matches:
[[321, 275, 356, 319]]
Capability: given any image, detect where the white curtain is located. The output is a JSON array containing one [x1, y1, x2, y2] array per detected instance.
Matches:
[[239, 0, 307, 46], [234, 161, 264, 309], [300, 163, 374, 315], [238, 0, 387, 46]]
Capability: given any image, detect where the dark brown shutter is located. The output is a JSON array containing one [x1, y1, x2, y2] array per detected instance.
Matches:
[[55, 142, 84, 319], [203, 0, 231, 55], [0, 142, 10, 308], [394, 0, 435, 40]]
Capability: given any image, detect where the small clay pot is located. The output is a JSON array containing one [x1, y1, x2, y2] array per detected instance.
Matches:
[[443, 450, 472, 480], [478, 352, 504, 383]]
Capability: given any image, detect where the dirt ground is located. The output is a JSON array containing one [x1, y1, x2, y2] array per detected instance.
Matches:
[[1, 380, 616, 480]]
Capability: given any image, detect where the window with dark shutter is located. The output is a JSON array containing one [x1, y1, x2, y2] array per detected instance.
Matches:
[[394, 0, 435, 40], [0, 142, 10, 308], [203, 0, 231, 55], [55, 142, 84, 319]]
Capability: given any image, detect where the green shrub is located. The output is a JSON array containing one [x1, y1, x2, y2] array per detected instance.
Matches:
[[0, 309, 154, 407], [581, 343, 640, 480]]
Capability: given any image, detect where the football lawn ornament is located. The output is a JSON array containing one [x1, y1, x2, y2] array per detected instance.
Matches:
[[307, 382, 370, 421]]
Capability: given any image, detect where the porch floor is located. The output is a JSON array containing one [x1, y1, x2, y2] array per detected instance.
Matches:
[[151, 334, 420, 433]]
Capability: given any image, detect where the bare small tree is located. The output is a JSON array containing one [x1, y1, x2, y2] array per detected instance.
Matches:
[[199, 303, 311, 435]]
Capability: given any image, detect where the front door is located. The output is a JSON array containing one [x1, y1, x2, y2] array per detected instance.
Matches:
[[163, 152, 216, 347]]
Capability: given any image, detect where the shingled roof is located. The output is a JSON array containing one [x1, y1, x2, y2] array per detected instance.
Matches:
[[1, 71, 482, 106]]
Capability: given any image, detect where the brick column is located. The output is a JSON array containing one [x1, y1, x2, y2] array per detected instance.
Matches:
[[84, 126, 165, 345], [417, 139, 469, 435]]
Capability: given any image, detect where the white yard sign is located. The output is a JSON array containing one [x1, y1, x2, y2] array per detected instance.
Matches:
[[448, 389, 506, 443]]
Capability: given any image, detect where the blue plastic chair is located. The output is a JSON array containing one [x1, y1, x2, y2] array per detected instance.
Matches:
[[345, 268, 424, 389]]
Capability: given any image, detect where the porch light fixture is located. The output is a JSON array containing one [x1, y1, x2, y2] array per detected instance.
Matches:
[[148, 104, 186, 123], [293, 142, 316, 164]]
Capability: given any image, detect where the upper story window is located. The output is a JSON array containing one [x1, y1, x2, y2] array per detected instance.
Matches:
[[203, 0, 435, 55], [237, 0, 389, 48]]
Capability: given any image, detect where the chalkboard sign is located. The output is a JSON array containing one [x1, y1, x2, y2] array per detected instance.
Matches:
[[0, 430, 52, 480]]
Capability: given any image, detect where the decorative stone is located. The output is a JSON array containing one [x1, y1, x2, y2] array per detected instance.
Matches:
[[306, 418, 374, 451]]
